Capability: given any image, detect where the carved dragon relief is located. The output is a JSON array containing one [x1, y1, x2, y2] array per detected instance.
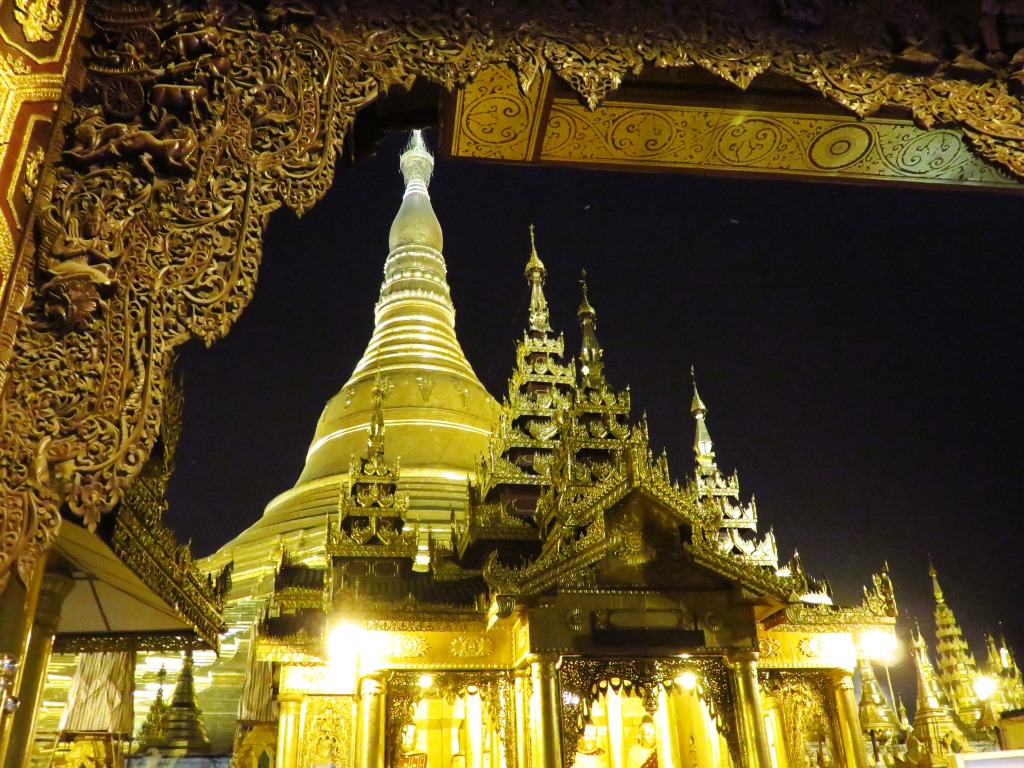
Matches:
[[4, 0, 1024, 592]]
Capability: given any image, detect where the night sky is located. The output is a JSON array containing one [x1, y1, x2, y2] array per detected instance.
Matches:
[[165, 131, 1024, 701]]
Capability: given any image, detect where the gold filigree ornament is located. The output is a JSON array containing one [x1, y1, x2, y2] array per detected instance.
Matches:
[[389, 634, 430, 658], [450, 635, 492, 658], [22, 146, 45, 205], [798, 637, 826, 658], [758, 636, 782, 658], [13, 0, 63, 43]]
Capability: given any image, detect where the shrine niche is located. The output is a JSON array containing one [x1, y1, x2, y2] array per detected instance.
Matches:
[[4, 0, 1024, 607], [560, 659, 739, 768]]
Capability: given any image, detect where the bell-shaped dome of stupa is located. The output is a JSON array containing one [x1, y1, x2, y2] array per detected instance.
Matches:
[[215, 132, 498, 564]]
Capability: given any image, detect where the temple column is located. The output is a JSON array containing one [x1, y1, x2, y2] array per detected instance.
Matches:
[[4, 569, 74, 768], [0, 559, 46, 768], [529, 657, 562, 768], [656, 686, 681, 768], [832, 672, 868, 768], [354, 674, 386, 768], [730, 652, 772, 768], [467, 689, 483, 768], [513, 669, 530, 768], [606, 688, 625, 768], [275, 694, 302, 768]]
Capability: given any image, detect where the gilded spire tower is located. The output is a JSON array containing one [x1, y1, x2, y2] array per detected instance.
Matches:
[[457, 228, 575, 564], [929, 561, 981, 724], [910, 622, 968, 756], [689, 370, 777, 569]]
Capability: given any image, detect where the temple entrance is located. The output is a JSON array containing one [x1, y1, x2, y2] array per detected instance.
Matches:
[[389, 673, 515, 768], [572, 683, 733, 768], [401, 688, 504, 768]]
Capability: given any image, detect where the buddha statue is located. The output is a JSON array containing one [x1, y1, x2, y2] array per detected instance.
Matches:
[[575, 724, 608, 768], [627, 715, 658, 768], [398, 723, 428, 768]]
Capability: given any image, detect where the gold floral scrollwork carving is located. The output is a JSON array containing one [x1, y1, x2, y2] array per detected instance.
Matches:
[[758, 636, 781, 659], [450, 635, 492, 658], [22, 146, 46, 205], [229, 723, 277, 768], [798, 637, 825, 658], [761, 671, 839, 768], [13, 0, 64, 43], [299, 696, 354, 768], [390, 634, 429, 658]]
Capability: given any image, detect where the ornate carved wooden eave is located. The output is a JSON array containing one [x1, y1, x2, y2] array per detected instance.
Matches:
[[97, 374, 229, 649], [4, 0, 1024, 594], [110, 502, 230, 650], [52, 629, 207, 655]]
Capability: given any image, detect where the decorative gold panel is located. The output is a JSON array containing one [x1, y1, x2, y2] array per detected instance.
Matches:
[[756, 630, 856, 671], [446, 63, 551, 161], [538, 98, 1016, 187], [299, 696, 355, 768]]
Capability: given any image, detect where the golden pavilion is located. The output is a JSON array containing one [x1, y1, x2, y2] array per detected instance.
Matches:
[[16, 133, 1024, 768]]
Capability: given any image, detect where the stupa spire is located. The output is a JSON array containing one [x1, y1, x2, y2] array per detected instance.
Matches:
[[290, 130, 498, 508], [857, 653, 899, 734], [690, 366, 715, 469], [525, 225, 552, 334], [155, 647, 212, 754], [910, 621, 967, 756], [928, 560, 980, 723], [929, 557, 944, 602], [577, 270, 605, 390]]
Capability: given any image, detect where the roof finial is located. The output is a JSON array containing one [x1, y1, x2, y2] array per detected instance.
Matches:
[[525, 224, 552, 333], [367, 369, 387, 459], [928, 556, 944, 603], [578, 269, 604, 390], [690, 365, 708, 417], [399, 129, 434, 193], [690, 366, 715, 468]]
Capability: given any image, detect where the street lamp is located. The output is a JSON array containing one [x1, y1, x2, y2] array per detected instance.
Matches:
[[861, 630, 900, 706]]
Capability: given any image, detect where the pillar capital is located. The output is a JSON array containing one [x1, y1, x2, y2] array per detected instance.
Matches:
[[35, 571, 75, 635], [358, 672, 388, 698], [729, 649, 760, 667]]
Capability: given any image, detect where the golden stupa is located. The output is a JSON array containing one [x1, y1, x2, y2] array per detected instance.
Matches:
[[217, 131, 499, 562]]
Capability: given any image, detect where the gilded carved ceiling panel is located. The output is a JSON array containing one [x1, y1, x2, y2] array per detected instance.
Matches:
[[2, 0, 1024, 591]]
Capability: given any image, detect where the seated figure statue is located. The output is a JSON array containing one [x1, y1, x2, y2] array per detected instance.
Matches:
[[575, 725, 608, 768], [627, 716, 658, 768], [398, 723, 428, 768]]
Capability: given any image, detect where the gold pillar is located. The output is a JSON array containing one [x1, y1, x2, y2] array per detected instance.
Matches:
[[276, 695, 302, 768], [606, 687, 625, 768], [513, 669, 530, 768], [832, 672, 868, 768], [0, 560, 45, 768], [4, 569, 74, 768], [355, 674, 386, 768], [467, 689, 483, 768], [730, 652, 772, 768], [656, 686, 681, 768], [529, 658, 562, 768]]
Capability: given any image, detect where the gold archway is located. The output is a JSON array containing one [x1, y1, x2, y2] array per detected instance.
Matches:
[[2, 0, 1024, 594]]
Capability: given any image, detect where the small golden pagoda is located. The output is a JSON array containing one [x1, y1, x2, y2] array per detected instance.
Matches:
[[908, 622, 968, 760], [246, 134, 903, 768], [929, 562, 981, 726]]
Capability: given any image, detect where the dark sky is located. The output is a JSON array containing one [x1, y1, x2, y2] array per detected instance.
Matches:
[[166, 131, 1024, 702]]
